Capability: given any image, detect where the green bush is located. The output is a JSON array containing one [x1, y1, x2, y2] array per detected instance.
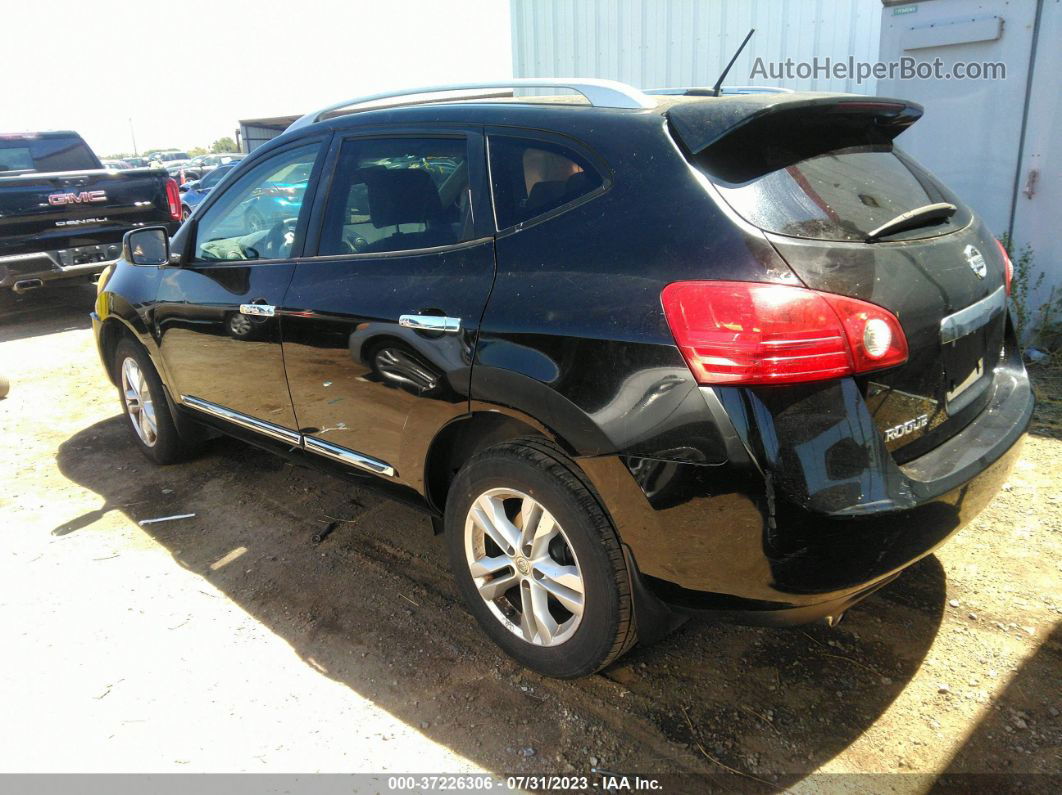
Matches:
[[1000, 234, 1062, 351]]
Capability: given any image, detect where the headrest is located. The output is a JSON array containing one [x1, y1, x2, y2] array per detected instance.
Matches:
[[359, 167, 442, 229], [525, 180, 568, 213]]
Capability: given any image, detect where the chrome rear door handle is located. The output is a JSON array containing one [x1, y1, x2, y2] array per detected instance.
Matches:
[[399, 314, 461, 333]]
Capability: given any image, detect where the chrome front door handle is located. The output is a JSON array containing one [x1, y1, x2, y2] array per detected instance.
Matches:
[[399, 314, 461, 333], [240, 303, 275, 317]]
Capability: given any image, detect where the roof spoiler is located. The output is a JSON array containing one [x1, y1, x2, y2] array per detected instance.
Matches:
[[667, 93, 923, 182]]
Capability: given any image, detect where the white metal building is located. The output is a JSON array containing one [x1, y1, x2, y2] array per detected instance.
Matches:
[[511, 0, 884, 94]]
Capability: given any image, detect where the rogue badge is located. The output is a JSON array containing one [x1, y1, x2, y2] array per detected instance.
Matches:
[[884, 414, 929, 442]]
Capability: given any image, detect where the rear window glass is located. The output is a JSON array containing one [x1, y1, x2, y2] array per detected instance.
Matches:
[[711, 146, 969, 243], [0, 135, 99, 174], [488, 136, 604, 230]]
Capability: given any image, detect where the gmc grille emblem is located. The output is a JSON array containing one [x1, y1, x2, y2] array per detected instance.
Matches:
[[48, 190, 107, 206]]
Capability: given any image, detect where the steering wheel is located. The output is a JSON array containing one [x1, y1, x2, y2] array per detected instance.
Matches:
[[343, 233, 369, 254], [263, 217, 299, 258]]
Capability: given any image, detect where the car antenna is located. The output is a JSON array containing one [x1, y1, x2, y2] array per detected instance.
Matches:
[[710, 28, 756, 97]]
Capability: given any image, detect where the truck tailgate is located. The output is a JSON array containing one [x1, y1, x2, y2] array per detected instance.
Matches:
[[0, 168, 174, 248]]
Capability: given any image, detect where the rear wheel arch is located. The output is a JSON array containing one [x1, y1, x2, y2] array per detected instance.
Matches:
[[443, 437, 639, 676], [423, 411, 558, 519]]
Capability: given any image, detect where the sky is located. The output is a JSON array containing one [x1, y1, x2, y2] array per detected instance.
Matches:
[[1, 0, 512, 156]]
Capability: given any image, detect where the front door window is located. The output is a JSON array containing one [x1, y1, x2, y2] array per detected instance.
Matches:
[[193, 144, 318, 262]]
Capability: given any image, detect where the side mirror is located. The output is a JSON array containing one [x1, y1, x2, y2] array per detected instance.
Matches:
[[124, 227, 170, 266]]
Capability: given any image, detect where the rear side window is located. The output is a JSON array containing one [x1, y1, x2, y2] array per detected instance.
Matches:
[[488, 136, 603, 230], [0, 134, 99, 174], [318, 137, 471, 256], [711, 146, 969, 243]]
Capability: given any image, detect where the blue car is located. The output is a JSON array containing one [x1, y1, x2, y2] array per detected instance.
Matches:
[[179, 162, 238, 221]]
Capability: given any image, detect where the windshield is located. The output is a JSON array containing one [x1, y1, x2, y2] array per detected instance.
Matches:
[[200, 165, 232, 189], [710, 146, 971, 243]]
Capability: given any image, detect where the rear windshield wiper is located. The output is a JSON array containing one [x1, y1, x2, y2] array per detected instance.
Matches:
[[865, 202, 957, 242]]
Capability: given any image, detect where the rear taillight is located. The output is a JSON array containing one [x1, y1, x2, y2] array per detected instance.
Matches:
[[164, 178, 181, 221], [996, 238, 1013, 295], [661, 281, 908, 386]]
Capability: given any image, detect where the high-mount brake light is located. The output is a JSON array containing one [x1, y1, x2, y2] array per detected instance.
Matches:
[[996, 238, 1013, 296], [164, 178, 181, 222], [661, 281, 909, 386]]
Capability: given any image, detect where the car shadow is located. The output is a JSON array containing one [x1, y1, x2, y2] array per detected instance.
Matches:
[[936, 622, 1061, 786], [55, 415, 947, 785], [0, 284, 95, 343]]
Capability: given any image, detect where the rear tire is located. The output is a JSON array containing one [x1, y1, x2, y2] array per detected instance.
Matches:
[[444, 439, 636, 678], [113, 337, 202, 464]]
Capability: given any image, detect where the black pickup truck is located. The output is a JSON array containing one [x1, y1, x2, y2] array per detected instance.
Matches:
[[0, 131, 181, 295]]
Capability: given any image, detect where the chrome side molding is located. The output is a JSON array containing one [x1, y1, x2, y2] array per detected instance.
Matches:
[[181, 396, 397, 478], [940, 286, 1006, 344], [399, 314, 461, 333], [181, 395, 302, 445], [304, 436, 396, 477]]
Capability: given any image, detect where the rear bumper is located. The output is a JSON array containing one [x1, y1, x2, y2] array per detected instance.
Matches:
[[582, 343, 1033, 623], [0, 248, 120, 290]]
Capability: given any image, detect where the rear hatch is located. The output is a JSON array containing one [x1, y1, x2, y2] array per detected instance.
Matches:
[[669, 94, 1010, 460]]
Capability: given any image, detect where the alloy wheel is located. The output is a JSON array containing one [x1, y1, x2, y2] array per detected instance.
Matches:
[[464, 488, 585, 646], [120, 356, 158, 447]]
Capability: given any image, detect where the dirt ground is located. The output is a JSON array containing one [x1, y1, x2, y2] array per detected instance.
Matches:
[[1, 286, 1059, 790]]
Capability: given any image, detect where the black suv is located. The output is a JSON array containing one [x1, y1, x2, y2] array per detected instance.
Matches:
[[93, 80, 1033, 678]]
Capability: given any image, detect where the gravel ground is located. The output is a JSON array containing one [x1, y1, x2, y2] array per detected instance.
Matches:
[[1, 286, 1059, 790]]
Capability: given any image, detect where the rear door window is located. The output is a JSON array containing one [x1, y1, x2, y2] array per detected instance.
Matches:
[[317, 137, 472, 256], [488, 136, 604, 230], [710, 146, 970, 243]]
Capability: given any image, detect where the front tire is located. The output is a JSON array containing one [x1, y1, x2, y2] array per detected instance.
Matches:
[[113, 337, 202, 464], [445, 439, 636, 678]]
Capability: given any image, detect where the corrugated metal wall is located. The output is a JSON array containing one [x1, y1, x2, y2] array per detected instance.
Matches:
[[240, 124, 287, 153], [511, 0, 883, 95]]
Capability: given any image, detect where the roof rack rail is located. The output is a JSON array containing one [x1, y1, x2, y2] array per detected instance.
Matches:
[[287, 78, 657, 132], [644, 86, 794, 97]]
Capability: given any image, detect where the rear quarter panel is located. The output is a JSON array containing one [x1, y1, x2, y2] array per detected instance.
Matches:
[[472, 112, 794, 464]]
